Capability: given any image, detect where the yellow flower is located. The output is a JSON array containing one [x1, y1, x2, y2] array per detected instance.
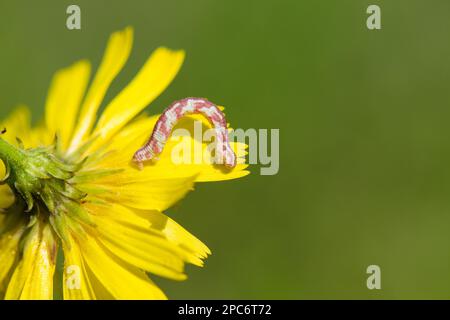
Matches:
[[0, 27, 248, 300]]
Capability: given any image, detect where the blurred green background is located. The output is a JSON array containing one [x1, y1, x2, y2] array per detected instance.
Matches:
[[2, 0, 450, 299]]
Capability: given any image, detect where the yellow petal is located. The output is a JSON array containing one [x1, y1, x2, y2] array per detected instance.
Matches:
[[86, 202, 207, 267], [68, 27, 134, 154], [144, 210, 211, 263], [0, 105, 33, 147], [0, 185, 14, 209], [0, 107, 53, 148], [0, 223, 24, 297], [88, 47, 185, 152], [45, 60, 91, 151], [62, 235, 96, 300], [130, 209, 211, 266], [4, 229, 39, 299], [5, 221, 57, 300], [90, 208, 188, 280], [0, 161, 14, 208], [79, 232, 166, 299], [80, 174, 196, 212], [29, 122, 54, 148]]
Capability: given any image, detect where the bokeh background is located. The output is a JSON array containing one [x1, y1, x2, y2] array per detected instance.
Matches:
[[1, 0, 450, 299]]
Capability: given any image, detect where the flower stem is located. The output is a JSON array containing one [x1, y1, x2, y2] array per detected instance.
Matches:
[[0, 138, 35, 210], [0, 138, 25, 171]]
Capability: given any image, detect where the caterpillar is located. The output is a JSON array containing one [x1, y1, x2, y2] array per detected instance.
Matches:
[[133, 97, 237, 170]]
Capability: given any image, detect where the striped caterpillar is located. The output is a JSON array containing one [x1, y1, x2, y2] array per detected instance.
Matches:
[[133, 97, 237, 169]]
